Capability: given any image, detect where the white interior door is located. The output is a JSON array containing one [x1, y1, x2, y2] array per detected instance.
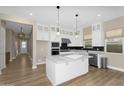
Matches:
[[0, 21, 6, 73]]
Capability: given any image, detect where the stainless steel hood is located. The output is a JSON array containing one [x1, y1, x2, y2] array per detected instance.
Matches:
[[61, 38, 71, 44]]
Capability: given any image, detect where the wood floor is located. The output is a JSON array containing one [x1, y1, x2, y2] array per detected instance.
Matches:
[[0, 54, 124, 86]]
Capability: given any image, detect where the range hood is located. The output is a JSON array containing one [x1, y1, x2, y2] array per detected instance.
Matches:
[[61, 38, 71, 44]]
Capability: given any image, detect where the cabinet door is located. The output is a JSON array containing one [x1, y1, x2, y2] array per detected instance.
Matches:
[[37, 30, 49, 41]]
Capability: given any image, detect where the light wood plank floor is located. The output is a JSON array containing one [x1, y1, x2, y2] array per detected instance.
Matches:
[[0, 54, 124, 86]]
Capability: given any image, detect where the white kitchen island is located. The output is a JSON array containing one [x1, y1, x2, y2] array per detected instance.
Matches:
[[46, 53, 90, 85]]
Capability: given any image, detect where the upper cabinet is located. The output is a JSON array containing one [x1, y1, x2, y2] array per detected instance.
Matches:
[[36, 24, 83, 46], [36, 24, 50, 41], [50, 26, 61, 42], [92, 23, 105, 46], [83, 26, 92, 48], [83, 23, 105, 47], [68, 30, 83, 46]]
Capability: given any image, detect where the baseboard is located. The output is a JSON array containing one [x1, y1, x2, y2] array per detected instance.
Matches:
[[9, 59, 12, 62], [12, 57, 16, 59], [107, 65, 124, 72], [32, 65, 37, 69], [28, 55, 32, 61], [37, 61, 46, 65], [9, 55, 17, 62]]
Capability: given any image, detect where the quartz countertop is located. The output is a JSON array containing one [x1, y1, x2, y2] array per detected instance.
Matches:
[[60, 50, 105, 55], [87, 50, 105, 54], [46, 54, 91, 64]]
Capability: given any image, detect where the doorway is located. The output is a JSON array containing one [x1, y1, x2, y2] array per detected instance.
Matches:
[[4, 20, 33, 68], [20, 41, 27, 54]]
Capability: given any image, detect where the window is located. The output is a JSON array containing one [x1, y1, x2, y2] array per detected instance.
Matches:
[[83, 26, 92, 48]]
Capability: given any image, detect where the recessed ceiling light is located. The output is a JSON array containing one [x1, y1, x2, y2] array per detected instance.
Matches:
[[29, 13, 33, 16], [97, 14, 101, 17]]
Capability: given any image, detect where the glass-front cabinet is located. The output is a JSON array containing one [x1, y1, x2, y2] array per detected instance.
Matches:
[[83, 26, 92, 48]]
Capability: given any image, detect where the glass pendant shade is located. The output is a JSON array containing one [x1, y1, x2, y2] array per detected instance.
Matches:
[[75, 14, 78, 38], [17, 27, 25, 39], [75, 34, 78, 38], [56, 6, 60, 35], [57, 31, 60, 35]]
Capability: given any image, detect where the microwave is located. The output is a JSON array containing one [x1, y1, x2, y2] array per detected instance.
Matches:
[[52, 42, 60, 47]]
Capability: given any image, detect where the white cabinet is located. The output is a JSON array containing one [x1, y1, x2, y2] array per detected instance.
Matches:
[[50, 31, 61, 42], [46, 55, 88, 85], [36, 25, 50, 41], [37, 30, 49, 41], [92, 23, 105, 46], [36, 24, 83, 45], [68, 31, 83, 46], [49, 26, 61, 42]]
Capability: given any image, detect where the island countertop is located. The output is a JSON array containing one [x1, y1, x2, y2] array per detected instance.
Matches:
[[46, 53, 91, 64]]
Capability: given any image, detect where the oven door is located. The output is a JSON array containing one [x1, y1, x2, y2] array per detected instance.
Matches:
[[51, 49, 59, 55]]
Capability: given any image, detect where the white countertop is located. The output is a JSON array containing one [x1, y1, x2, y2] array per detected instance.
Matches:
[[46, 54, 91, 64], [60, 50, 105, 55], [87, 51, 105, 54]]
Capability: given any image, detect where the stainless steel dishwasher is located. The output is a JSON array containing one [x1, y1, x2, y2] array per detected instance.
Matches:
[[89, 53, 98, 67]]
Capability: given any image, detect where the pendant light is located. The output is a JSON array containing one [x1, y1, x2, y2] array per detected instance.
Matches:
[[17, 27, 25, 39], [75, 14, 78, 38], [56, 6, 60, 35]]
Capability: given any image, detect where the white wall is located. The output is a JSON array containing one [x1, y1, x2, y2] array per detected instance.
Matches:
[[27, 33, 33, 58], [6, 29, 22, 60], [105, 53, 124, 71], [0, 20, 6, 71], [103, 16, 124, 71], [6, 29, 13, 61], [36, 41, 49, 64]]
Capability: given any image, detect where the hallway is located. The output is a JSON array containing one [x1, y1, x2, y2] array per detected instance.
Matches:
[[0, 54, 51, 86]]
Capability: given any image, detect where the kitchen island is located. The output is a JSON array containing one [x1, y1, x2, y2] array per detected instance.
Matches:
[[46, 53, 90, 85]]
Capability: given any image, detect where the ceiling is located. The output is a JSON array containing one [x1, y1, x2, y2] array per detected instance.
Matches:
[[5, 20, 32, 34], [0, 6, 124, 30]]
